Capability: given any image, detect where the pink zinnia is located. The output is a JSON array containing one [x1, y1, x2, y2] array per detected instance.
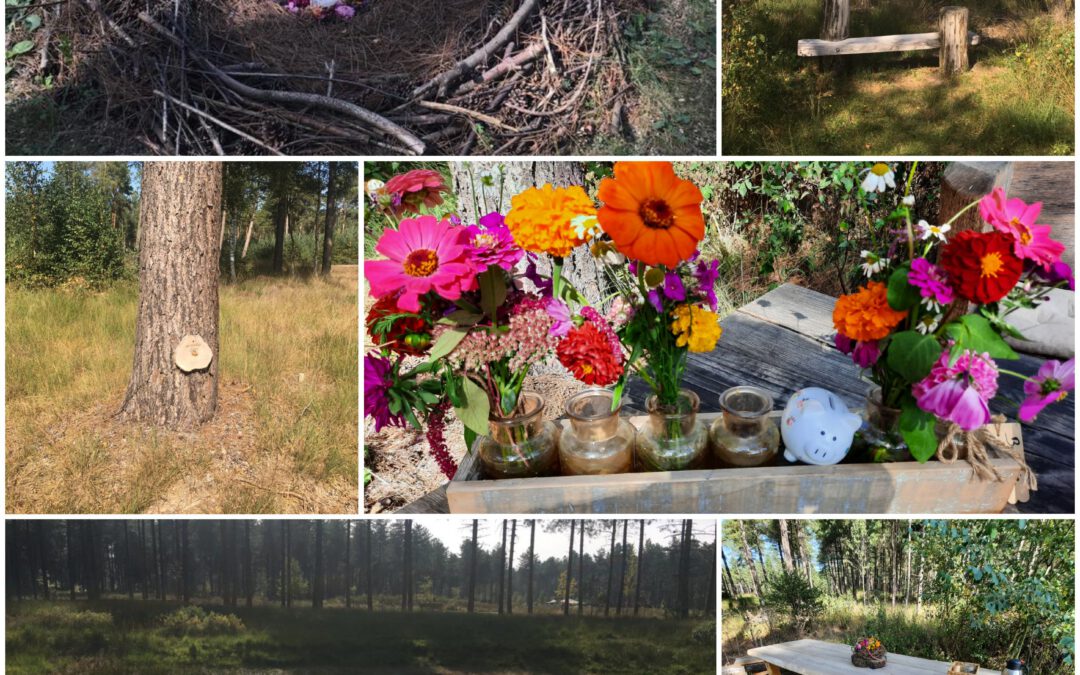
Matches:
[[366, 216, 478, 312], [383, 169, 448, 216], [913, 348, 999, 431], [1019, 358, 1074, 422], [835, 333, 881, 368], [465, 212, 523, 271], [979, 187, 1065, 269], [908, 257, 954, 307]]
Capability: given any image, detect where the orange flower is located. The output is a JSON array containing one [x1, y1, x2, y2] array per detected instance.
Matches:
[[833, 281, 908, 342], [596, 162, 705, 267], [505, 184, 596, 257]]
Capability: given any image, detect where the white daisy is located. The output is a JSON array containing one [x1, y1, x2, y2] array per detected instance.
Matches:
[[916, 219, 950, 241], [571, 214, 602, 241], [902, 195, 915, 207], [860, 163, 896, 193], [921, 297, 942, 313], [915, 313, 941, 335], [860, 250, 888, 277]]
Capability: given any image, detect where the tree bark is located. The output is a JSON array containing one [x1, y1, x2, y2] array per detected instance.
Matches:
[[36, 522, 49, 600], [467, 520, 478, 613], [498, 521, 507, 614], [677, 520, 692, 619], [605, 521, 617, 617], [779, 520, 795, 572], [616, 520, 628, 615], [321, 162, 338, 276], [563, 520, 575, 615], [738, 521, 765, 606], [506, 520, 516, 615], [66, 520, 77, 600], [119, 161, 222, 429], [245, 521, 254, 607], [344, 521, 352, 608], [366, 521, 374, 611], [634, 519, 645, 615], [314, 521, 325, 609], [527, 520, 535, 615], [577, 523, 585, 616]]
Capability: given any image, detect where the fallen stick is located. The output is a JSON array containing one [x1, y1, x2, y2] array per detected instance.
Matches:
[[411, 0, 541, 98], [417, 100, 521, 132], [153, 89, 285, 155], [138, 11, 426, 155], [455, 42, 545, 96]]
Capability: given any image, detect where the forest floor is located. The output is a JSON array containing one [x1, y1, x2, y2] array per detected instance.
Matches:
[[722, 1, 1074, 154], [5, 267, 359, 514], [6, 599, 716, 674]]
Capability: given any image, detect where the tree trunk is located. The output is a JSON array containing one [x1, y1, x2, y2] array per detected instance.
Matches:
[[139, 521, 149, 600], [605, 522, 617, 617], [366, 521, 374, 611], [722, 550, 737, 598], [939, 6, 969, 75], [507, 520, 516, 615], [36, 522, 49, 600], [563, 520, 575, 616], [124, 522, 134, 600], [273, 179, 288, 275], [527, 521, 535, 615], [173, 522, 182, 601], [344, 521, 352, 608], [778, 520, 795, 572], [634, 519, 645, 615], [119, 162, 222, 429], [241, 216, 255, 259], [467, 520, 478, 613], [180, 522, 190, 604], [738, 521, 764, 606], [498, 521, 507, 615], [677, 520, 691, 619], [616, 520, 628, 615], [577, 523, 585, 616], [66, 520, 77, 600], [314, 521, 325, 609], [321, 162, 338, 276], [285, 521, 292, 608], [245, 521, 254, 607]]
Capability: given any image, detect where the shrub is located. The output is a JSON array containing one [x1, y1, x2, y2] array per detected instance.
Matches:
[[765, 570, 823, 635], [160, 606, 245, 637], [692, 620, 717, 645]]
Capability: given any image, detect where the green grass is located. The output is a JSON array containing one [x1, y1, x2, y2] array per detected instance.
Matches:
[[6, 271, 358, 514], [722, 0, 1074, 154], [7, 599, 716, 674]]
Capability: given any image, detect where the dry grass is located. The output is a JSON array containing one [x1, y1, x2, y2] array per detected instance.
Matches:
[[6, 267, 359, 514]]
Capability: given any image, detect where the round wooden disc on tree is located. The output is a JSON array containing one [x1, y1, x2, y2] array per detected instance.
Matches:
[[174, 335, 213, 372]]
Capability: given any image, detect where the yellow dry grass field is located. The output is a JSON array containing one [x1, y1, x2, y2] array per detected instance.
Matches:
[[6, 267, 359, 514]]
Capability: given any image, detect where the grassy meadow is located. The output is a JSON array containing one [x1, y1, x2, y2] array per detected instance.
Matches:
[[6, 599, 716, 674], [5, 269, 358, 514], [723, 0, 1075, 154]]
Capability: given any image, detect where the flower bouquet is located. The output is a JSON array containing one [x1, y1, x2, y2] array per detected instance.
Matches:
[[851, 637, 887, 669], [836, 163, 1074, 464], [364, 162, 726, 480], [278, 0, 364, 20]]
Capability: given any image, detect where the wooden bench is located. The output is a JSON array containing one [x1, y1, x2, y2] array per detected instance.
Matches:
[[799, 2, 978, 74], [748, 639, 1002, 675]]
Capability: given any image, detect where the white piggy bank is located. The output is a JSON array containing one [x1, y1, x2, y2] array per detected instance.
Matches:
[[780, 387, 862, 465]]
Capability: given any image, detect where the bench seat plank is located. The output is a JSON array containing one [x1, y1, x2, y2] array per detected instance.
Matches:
[[798, 31, 980, 56]]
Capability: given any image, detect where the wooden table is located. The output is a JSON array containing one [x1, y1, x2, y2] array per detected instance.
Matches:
[[748, 639, 1002, 675], [401, 284, 1073, 514]]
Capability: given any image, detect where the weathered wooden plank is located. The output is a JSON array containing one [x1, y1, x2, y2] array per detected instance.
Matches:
[[1011, 161, 1075, 269], [797, 31, 979, 56], [444, 413, 1024, 514], [749, 639, 1001, 675]]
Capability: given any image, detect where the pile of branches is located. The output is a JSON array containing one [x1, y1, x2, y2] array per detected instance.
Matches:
[[45, 0, 640, 155]]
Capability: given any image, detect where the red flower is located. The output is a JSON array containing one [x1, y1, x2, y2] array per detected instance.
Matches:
[[383, 169, 447, 216], [365, 295, 433, 357], [939, 230, 1022, 304], [557, 322, 624, 386]]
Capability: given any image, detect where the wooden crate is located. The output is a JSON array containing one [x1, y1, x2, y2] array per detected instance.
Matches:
[[445, 412, 1024, 514]]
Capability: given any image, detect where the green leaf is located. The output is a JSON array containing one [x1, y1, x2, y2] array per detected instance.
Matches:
[[886, 263, 920, 311], [24, 13, 40, 31], [426, 328, 467, 364], [453, 377, 490, 438], [899, 397, 937, 462], [478, 266, 507, 319], [943, 314, 1018, 360], [886, 331, 942, 383], [9, 40, 34, 55], [438, 309, 482, 326]]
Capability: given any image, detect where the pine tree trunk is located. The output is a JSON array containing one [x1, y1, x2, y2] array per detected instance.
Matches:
[[677, 520, 691, 619], [738, 522, 764, 606], [366, 521, 374, 611], [564, 520, 575, 616], [344, 521, 352, 609], [67, 520, 77, 600], [119, 162, 222, 429], [321, 162, 338, 276], [180, 522, 190, 604], [506, 520, 516, 615], [285, 521, 292, 608], [634, 519, 645, 615], [577, 524, 584, 616], [498, 521, 507, 615], [778, 520, 795, 572], [315, 521, 325, 609], [605, 521, 617, 617], [467, 520, 478, 613], [527, 521, 535, 615], [616, 520, 628, 615]]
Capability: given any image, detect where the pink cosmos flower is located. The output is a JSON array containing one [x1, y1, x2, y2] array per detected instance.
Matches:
[[835, 333, 881, 368], [545, 298, 572, 337], [366, 216, 478, 312], [383, 169, 448, 216], [1019, 358, 1074, 422], [908, 257, 954, 307], [913, 348, 999, 431], [979, 187, 1065, 269]]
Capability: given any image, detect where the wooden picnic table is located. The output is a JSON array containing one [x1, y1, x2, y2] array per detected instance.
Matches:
[[400, 284, 1073, 514], [748, 639, 1002, 675]]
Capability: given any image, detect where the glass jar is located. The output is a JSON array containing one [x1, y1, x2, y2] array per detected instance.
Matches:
[[559, 388, 636, 475], [477, 392, 559, 479], [710, 386, 780, 467], [635, 389, 709, 471], [852, 387, 912, 462]]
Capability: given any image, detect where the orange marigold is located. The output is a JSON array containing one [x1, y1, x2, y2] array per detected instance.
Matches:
[[505, 184, 596, 257], [833, 281, 908, 342]]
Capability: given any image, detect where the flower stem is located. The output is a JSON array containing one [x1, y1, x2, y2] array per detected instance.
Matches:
[[997, 368, 1035, 384]]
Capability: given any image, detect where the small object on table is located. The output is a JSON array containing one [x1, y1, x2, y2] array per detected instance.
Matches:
[[559, 387, 635, 475], [1004, 658, 1024, 675], [711, 386, 780, 467], [781, 387, 861, 465], [851, 636, 887, 669], [949, 662, 981, 674]]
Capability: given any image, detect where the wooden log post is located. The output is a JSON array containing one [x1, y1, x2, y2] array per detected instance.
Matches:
[[939, 162, 1013, 235], [820, 0, 850, 73], [939, 6, 970, 74]]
